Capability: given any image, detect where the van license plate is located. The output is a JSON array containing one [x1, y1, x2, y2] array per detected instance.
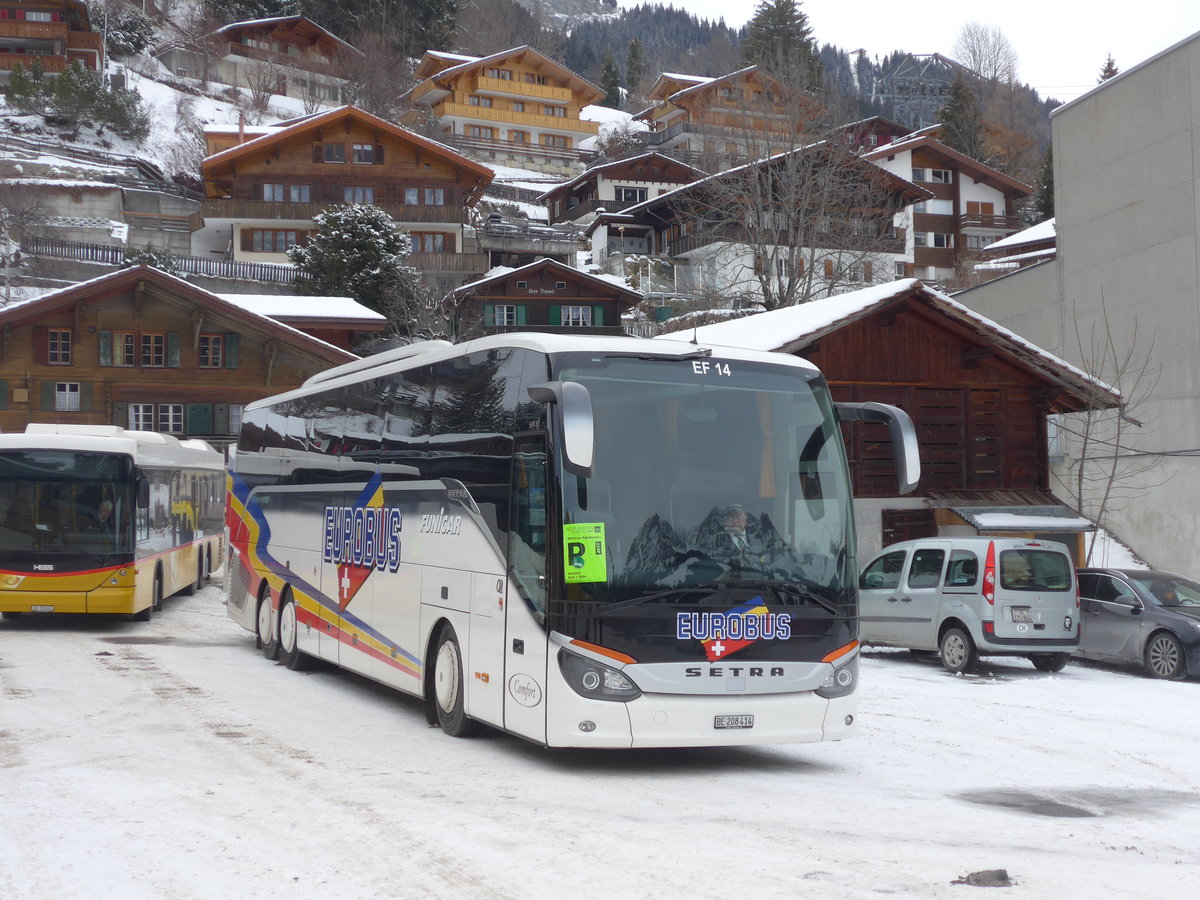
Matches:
[[714, 714, 754, 729], [1011, 607, 1033, 623]]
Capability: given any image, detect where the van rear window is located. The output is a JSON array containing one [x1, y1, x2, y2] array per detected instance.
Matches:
[[999, 549, 1073, 591]]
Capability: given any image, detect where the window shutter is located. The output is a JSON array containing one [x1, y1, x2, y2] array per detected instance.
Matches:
[[112, 401, 127, 427], [312, 142, 323, 163], [79, 382, 94, 412], [214, 404, 229, 434], [240, 229, 253, 252], [823, 259, 834, 278], [225, 333, 239, 368], [33, 327, 48, 364], [16, 9, 25, 19], [0, 379, 8, 410], [374, 144, 384, 164], [549, 305, 561, 326], [98, 331, 113, 366], [167, 332, 181, 368], [40, 381, 55, 410], [592, 305, 604, 327], [483, 304, 495, 326], [516, 305, 527, 325]]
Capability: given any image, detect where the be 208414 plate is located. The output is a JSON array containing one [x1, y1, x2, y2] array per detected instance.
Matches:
[[714, 714, 754, 729]]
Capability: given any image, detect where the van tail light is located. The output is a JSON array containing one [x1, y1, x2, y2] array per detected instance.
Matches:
[[983, 540, 996, 605]]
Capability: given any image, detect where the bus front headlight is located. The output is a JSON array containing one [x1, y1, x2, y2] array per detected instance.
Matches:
[[558, 649, 641, 702], [816, 656, 858, 699]]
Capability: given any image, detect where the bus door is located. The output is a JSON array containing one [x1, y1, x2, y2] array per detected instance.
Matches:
[[503, 438, 550, 742]]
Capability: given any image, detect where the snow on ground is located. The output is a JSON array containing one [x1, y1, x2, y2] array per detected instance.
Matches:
[[1, 579, 1197, 898]]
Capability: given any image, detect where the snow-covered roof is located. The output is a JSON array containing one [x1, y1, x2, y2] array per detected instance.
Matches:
[[975, 248, 1056, 270], [215, 294, 385, 321], [949, 507, 1095, 532], [987, 218, 1056, 252], [452, 258, 639, 299], [664, 279, 1119, 408], [535, 151, 706, 201]]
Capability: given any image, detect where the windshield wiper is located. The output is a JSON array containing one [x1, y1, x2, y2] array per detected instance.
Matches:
[[597, 587, 708, 615], [735, 579, 842, 615]]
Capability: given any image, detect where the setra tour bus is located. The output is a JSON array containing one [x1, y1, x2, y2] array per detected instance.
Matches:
[[225, 334, 918, 748], [0, 424, 225, 621]]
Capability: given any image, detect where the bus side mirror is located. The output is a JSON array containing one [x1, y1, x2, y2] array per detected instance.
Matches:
[[136, 472, 150, 508], [528, 380, 595, 478], [834, 401, 921, 495]]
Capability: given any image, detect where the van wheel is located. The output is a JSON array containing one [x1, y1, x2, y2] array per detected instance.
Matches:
[[939, 627, 978, 674], [1145, 632, 1187, 680], [432, 625, 481, 737], [1029, 653, 1071, 673]]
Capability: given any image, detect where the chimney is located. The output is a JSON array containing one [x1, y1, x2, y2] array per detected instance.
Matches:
[[238, 111, 245, 144]]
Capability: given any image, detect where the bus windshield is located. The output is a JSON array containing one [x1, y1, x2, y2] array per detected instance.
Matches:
[[555, 354, 855, 610], [0, 450, 135, 567]]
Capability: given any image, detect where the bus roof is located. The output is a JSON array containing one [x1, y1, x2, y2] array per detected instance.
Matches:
[[0, 425, 224, 471], [270, 333, 821, 411]]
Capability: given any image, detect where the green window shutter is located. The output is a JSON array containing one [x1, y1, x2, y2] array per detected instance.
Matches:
[[40, 381, 56, 410], [79, 382, 94, 412], [516, 305, 527, 325], [549, 304, 561, 326], [167, 332, 181, 368], [214, 404, 229, 434], [98, 331, 112, 366], [112, 401, 127, 427], [592, 305, 604, 327], [225, 333, 239, 369], [483, 304, 495, 326], [0, 379, 8, 410]]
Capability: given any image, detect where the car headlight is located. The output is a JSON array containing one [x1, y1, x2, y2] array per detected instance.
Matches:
[[558, 649, 642, 702], [816, 655, 858, 699]]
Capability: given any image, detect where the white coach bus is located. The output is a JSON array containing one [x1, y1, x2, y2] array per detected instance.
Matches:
[[225, 334, 918, 748]]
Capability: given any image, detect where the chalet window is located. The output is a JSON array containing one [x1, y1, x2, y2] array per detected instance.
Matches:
[[512, 101, 525, 113], [26, 10, 52, 21], [542, 105, 566, 118], [510, 130, 528, 143], [560, 306, 591, 327], [614, 186, 647, 204], [894, 261, 907, 278], [250, 229, 301, 252], [343, 186, 375, 203], [289, 184, 310, 202], [423, 188, 445, 205], [352, 143, 381, 164], [486, 67, 512, 80], [55, 382, 79, 412], [719, 87, 737, 99], [159, 404, 184, 435], [555, 281, 567, 289], [323, 143, 345, 163], [112, 332, 136, 366], [229, 404, 245, 435], [262, 183, 284, 202], [404, 187, 419, 205], [495, 304, 518, 326], [465, 125, 494, 139], [413, 233, 445, 252], [931, 233, 953, 248], [468, 95, 493, 108], [525, 73, 546, 85], [776, 258, 792, 278], [199, 335, 224, 368], [930, 169, 953, 183], [515, 281, 528, 289], [141, 334, 166, 367], [47, 329, 71, 365], [541, 134, 568, 148], [911, 168, 926, 182], [129, 403, 154, 431]]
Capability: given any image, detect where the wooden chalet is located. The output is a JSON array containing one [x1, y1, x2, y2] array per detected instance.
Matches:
[[538, 152, 707, 225], [407, 46, 604, 174], [198, 106, 494, 287], [686, 279, 1120, 560], [0, 266, 356, 443], [0, 0, 103, 79], [451, 258, 641, 341]]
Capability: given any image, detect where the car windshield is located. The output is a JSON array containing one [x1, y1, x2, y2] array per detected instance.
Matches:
[[1127, 573, 1200, 607]]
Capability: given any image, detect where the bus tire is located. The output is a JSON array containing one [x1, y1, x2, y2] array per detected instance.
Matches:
[[278, 591, 313, 672], [152, 567, 165, 611], [432, 624, 481, 738], [257, 588, 279, 660]]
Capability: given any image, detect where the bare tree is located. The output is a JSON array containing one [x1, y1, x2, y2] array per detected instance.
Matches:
[[334, 30, 411, 120], [243, 58, 286, 120], [954, 21, 1019, 84], [1052, 295, 1166, 563]]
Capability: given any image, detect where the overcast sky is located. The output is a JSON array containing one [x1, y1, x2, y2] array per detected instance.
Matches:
[[614, 0, 1200, 103]]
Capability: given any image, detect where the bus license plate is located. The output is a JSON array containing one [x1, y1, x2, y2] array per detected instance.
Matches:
[[1011, 607, 1033, 623], [714, 714, 754, 730]]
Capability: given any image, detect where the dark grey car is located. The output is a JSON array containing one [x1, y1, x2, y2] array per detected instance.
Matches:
[[1076, 568, 1200, 680]]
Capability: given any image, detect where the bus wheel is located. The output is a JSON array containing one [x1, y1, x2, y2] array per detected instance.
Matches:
[[152, 569, 165, 611], [432, 625, 480, 738], [278, 592, 313, 672], [257, 590, 279, 660]]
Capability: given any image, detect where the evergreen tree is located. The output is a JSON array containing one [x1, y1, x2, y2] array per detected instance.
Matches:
[[938, 75, 985, 160], [288, 204, 426, 328], [599, 52, 622, 109], [122, 246, 183, 277], [90, 1, 154, 59], [1098, 54, 1119, 82], [5, 61, 48, 115], [741, 0, 821, 88], [624, 38, 645, 96], [1034, 146, 1054, 222]]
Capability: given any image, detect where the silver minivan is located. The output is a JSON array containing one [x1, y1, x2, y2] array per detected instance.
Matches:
[[858, 537, 1080, 673]]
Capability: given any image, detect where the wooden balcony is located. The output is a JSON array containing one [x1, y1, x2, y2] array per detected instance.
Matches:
[[201, 199, 466, 225], [440, 102, 599, 135], [476, 75, 571, 104], [959, 213, 1025, 233], [66, 30, 102, 54], [0, 52, 65, 72], [409, 251, 489, 272], [0, 20, 66, 40]]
